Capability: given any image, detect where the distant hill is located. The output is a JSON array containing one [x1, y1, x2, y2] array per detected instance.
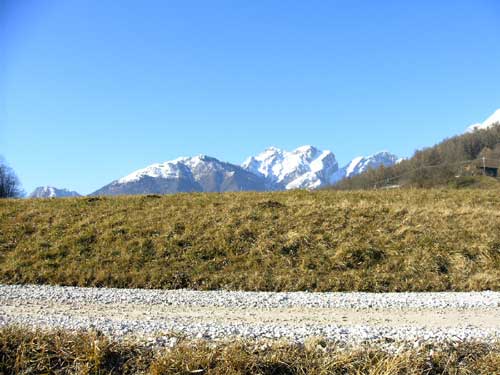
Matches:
[[335, 120, 500, 190], [29, 186, 81, 198]]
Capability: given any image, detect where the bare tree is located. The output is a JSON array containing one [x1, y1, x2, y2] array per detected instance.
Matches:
[[0, 158, 23, 198]]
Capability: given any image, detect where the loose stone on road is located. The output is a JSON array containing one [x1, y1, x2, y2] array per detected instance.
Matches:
[[0, 285, 498, 348]]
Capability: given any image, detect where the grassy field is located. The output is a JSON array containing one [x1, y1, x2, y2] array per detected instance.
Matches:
[[1, 327, 498, 375], [0, 189, 499, 291]]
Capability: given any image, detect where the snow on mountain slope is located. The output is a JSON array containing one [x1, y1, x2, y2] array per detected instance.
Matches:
[[242, 145, 339, 189], [332, 152, 399, 182], [29, 186, 80, 198], [242, 146, 398, 189], [343, 151, 398, 178], [117, 159, 193, 184], [466, 109, 500, 132], [92, 155, 268, 196]]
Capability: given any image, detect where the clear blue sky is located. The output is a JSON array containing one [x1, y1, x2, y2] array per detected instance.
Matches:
[[1, 1, 500, 195]]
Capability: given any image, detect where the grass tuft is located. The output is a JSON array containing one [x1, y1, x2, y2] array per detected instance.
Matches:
[[0, 328, 500, 375], [1, 327, 499, 374]]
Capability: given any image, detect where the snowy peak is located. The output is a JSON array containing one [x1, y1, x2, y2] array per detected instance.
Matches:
[[92, 155, 268, 196], [243, 146, 398, 189], [118, 157, 199, 184], [343, 151, 398, 178], [242, 145, 339, 189], [466, 109, 500, 132], [29, 186, 80, 198], [118, 155, 244, 185]]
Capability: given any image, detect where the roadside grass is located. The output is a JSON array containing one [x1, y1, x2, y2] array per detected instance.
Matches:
[[1, 327, 499, 374], [0, 189, 499, 292]]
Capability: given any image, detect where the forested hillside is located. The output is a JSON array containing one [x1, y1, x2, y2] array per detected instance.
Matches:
[[334, 124, 500, 189]]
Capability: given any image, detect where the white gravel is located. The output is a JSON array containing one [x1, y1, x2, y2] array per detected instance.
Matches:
[[0, 284, 498, 348], [1, 284, 498, 309]]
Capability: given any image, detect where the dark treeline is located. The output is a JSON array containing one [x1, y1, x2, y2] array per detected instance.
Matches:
[[334, 124, 500, 189], [0, 158, 23, 198]]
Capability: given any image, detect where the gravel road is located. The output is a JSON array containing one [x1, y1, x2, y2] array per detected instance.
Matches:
[[1, 285, 498, 348]]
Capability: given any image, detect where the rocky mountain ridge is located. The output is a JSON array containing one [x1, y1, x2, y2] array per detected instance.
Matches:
[[89, 147, 398, 195]]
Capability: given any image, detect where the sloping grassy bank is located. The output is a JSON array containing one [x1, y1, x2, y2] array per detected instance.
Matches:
[[1, 327, 499, 375], [0, 189, 499, 291]]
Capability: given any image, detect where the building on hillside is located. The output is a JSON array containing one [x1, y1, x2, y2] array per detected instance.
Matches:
[[474, 156, 499, 177]]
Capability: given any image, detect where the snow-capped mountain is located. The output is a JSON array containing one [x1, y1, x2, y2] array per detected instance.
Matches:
[[333, 151, 399, 181], [29, 186, 80, 198], [90, 147, 398, 195], [466, 109, 500, 132], [242, 146, 398, 189], [242, 145, 339, 189], [91, 155, 268, 196]]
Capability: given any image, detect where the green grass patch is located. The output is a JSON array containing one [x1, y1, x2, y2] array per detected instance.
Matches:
[[0, 189, 499, 291]]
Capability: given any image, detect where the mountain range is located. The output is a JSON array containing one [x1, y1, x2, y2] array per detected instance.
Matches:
[[86, 146, 397, 196], [29, 147, 398, 197], [26, 108, 500, 197]]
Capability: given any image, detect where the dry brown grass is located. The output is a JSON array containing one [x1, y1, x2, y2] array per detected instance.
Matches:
[[0, 189, 499, 291], [1, 327, 499, 374]]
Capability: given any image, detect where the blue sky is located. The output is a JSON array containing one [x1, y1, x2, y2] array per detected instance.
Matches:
[[1, 1, 500, 195]]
